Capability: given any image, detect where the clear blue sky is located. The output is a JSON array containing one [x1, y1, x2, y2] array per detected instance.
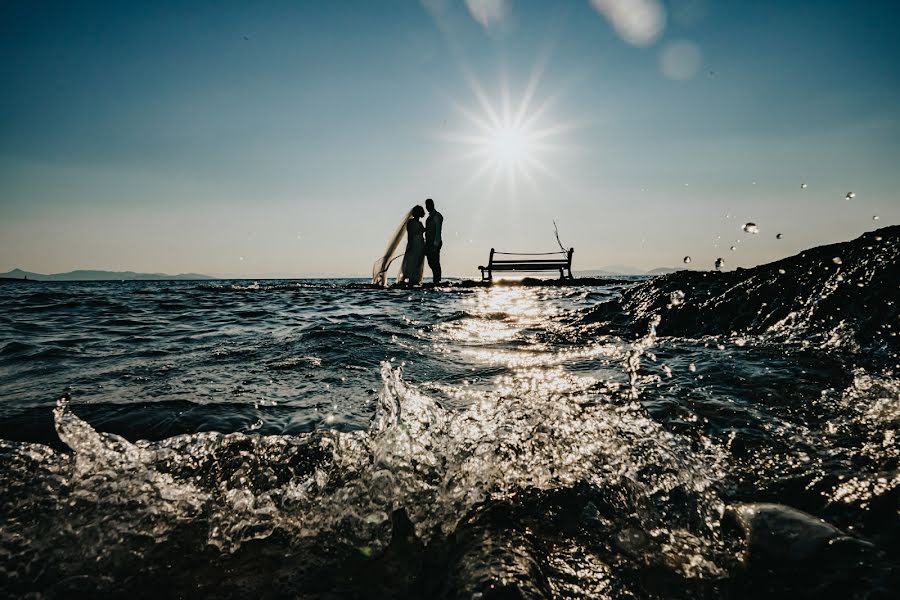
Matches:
[[2, 0, 898, 276]]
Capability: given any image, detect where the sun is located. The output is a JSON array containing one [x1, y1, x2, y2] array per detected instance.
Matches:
[[439, 65, 572, 194], [488, 123, 531, 165]]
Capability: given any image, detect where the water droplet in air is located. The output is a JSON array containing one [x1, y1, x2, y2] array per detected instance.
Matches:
[[832, 257, 842, 265], [742, 222, 759, 234], [873, 215, 879, 221], [688, 363, 697, 372], [715, 257, 725, 270], [239, 256, 245, 261], [683, 256, 692, 264], [776, 233, 783, 239], [800, 183, 808, 189], [845, 192, 856, 200], [730, 246, 736, 252], [874, 236, 882, 241], [778, 268, 786, 274]]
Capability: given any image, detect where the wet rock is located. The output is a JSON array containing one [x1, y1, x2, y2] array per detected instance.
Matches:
[[725, 503, 891, 599], [580, 226, 900, 351], [727, 502, 872, 563]]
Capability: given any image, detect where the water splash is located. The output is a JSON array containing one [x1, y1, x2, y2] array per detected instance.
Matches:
[[1, 360, 731, 590]]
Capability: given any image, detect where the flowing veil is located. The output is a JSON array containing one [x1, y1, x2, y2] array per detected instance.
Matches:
[[372, 210, 412, 286]]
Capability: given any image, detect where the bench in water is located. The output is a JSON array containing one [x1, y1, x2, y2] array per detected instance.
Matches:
[[479, 248, 574, 281]]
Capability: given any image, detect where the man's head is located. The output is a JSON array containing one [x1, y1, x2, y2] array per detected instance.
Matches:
[[425, 198, 435, 212]]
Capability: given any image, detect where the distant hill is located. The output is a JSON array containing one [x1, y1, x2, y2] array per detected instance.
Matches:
[[576, 265, 684, 277], [575, 264, 645, 277], [0, 268, 214, 281], [645, 267, 684, 275]]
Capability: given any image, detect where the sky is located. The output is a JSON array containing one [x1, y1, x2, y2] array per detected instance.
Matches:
[[1, 0, 898, 277]]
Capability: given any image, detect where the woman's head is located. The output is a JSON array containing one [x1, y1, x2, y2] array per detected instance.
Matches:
[[411, 205, 425, 219]]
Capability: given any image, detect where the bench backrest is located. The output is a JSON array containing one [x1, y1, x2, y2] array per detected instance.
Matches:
[[489, 248, 573, 267]]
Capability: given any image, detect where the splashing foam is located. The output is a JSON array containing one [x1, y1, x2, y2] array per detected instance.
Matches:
[[1, 363, 729, 582]]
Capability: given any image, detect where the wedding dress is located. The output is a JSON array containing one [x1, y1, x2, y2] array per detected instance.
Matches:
[[399, 218, 425, 284], [372, 211, 427, 286]]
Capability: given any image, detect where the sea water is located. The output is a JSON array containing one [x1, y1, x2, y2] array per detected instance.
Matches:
[[0, 253, 897, 598]]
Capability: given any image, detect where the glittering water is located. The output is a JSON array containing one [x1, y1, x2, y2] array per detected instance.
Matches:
[[0, 263, 897, 598]]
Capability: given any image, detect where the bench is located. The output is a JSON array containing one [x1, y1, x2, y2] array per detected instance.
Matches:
[[479, 248, 574, 281]]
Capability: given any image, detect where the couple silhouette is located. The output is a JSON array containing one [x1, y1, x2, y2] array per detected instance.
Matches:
[[372, 198, 444, 287]]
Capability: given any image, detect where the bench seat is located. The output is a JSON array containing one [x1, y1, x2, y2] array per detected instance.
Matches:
[[479, 248, 574, 281]]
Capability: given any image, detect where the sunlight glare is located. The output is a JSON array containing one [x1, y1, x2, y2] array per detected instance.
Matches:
[[490, 124, 529, 164], [441, 62, 572, 194]]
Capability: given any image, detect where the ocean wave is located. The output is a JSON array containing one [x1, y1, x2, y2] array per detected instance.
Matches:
[[576, 226, 900, 353], [0, 363, 734, 596]]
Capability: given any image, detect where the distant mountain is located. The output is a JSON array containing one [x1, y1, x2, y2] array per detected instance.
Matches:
[[645, 267, 684, 275], [575, 264, 645, 277], [577, 265, 690, 277], [0, 268, 214, 281], [574, 269, 631, 277]]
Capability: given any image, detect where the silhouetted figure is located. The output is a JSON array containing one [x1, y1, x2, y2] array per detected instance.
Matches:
[[400, 205, 426, 284], [425, 198, 444, 284]]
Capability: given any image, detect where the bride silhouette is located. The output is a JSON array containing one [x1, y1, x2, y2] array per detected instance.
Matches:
[[372, 205, 426, 286]]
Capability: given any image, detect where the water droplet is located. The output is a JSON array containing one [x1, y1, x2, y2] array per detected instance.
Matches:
[[776, 233, 783, 239], [239, 256, 245, 261], [832, 257, 842, 265], [662, 365, 673, 378], [874, 236, 882, 241], [715, 257, 725, 270], [742, 222, 759, 234], [688, 363, 697, 372], [778, 268, 786, 274], [683, 256, 692, 264], [800, 183, 808, 189], [873, 215, 879, 221], [730, 246, 736, 252], [836, 274, 844, 282], [845, 192, 856, 200]]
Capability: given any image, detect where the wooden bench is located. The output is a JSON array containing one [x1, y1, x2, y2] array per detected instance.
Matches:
[[479, 248, 574, 281]]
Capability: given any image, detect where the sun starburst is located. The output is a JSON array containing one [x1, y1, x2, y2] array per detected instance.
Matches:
[[440, 63, 573, 196]]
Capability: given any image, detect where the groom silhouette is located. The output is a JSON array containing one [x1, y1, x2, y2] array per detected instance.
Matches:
[[425, 198, 443, 284]]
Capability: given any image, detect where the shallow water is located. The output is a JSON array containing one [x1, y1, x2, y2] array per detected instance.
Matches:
[[0, 274, 897, 598]]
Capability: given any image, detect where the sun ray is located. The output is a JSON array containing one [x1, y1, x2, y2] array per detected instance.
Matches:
[[440, 61, 575, 195]]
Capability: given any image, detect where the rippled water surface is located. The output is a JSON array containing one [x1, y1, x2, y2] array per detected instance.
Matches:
[[0, 274, 897, 599]]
